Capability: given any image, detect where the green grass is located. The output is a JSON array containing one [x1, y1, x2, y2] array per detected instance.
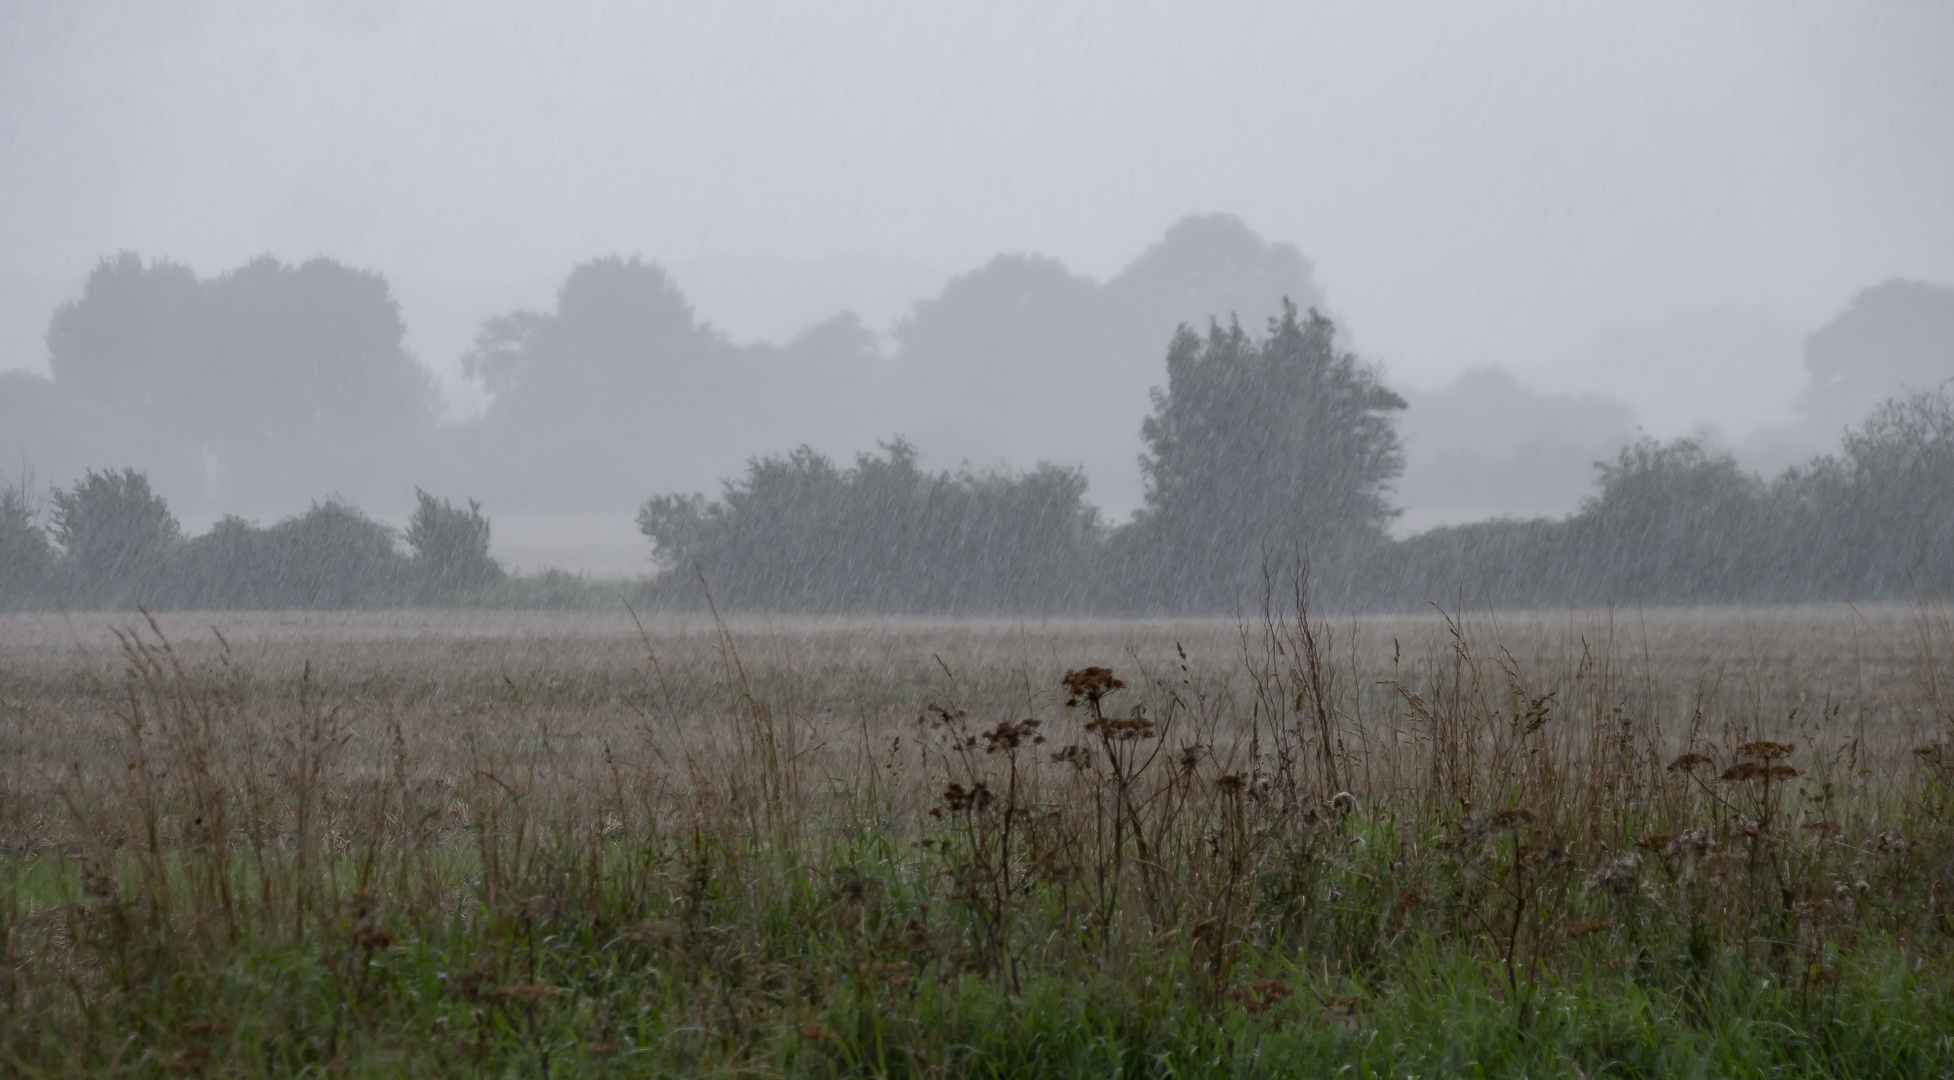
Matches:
[[7, 835, 1951, 1078]]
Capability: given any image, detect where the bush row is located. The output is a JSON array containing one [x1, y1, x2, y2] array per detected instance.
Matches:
[[5, 389, 1950, 614], [0, 476, 500, 610]]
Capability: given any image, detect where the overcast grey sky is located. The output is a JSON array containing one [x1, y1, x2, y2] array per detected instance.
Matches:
[[4, 1, 1951, 435]]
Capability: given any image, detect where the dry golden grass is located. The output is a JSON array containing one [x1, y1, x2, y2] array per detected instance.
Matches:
[[3, 602, 1946, 849], [0, 600, 1942, 885], [2, 597, 1951, 1075]]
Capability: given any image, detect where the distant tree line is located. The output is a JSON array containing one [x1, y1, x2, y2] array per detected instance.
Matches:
[[5, 300, 1949, 614], [3, 227, 1951, 614], [0, 476, 501, 610], [1, 216, 1321, 521], [634, 304, 1953, 614], [630, 302, 1401, 613], [1380, 389, 1954, 609]]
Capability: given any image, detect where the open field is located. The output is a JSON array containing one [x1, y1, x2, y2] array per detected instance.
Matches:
[[3, 599, 1954, 1076]]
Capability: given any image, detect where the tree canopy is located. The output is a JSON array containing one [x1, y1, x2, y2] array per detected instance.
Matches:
[[42, 252, 438, 511], [1125, 301, 1406, 607]]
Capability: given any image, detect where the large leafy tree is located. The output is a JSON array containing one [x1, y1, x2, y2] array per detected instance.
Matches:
[[1128, 301, 1406, 607], [1575, 437, 1768, 603], [44, 253, 438, 510], [891, 215, 1326, 515]]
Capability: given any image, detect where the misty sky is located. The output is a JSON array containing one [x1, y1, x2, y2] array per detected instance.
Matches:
[[4, 2, 1951, 478]]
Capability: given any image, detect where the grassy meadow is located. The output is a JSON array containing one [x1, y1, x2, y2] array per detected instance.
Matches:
[[3, 597, 1953, 1077]]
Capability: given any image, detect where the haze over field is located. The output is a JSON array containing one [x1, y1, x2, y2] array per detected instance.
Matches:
[[2, 2, 1952, 575]]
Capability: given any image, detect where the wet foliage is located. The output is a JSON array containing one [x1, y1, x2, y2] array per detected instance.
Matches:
[[1, 472, 501, 610], [1385, 389, 1954, 609]]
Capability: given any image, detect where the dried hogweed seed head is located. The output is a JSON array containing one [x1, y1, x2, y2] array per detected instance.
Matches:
[[1051, 744, 1094, 771], [1061, 667, 1125, 707], [1667, 753, 1714, 774], [1085, 712, 1156, 741], [979, 718, 1041, 753], [1735, 740, 1795, 761]]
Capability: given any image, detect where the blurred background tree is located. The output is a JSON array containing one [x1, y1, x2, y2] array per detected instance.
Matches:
[[42, 253, 439, 514]]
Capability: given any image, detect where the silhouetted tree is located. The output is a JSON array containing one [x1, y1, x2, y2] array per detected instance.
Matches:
[[891, 215, 1328, 513], [1380, 393, 1954, 610], [175, 500, 409, 610], [49, 468, 181, 606], [255, 501, 407, 608], [1125, 301, 1406, 608], [1821, 388, 1954, 595], [0, 480, 53, 607], [176, 515, 277, 609], [172, 505, 408, 610], [1576, 437, 1767, 603], [407, 489, 503, 597]]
